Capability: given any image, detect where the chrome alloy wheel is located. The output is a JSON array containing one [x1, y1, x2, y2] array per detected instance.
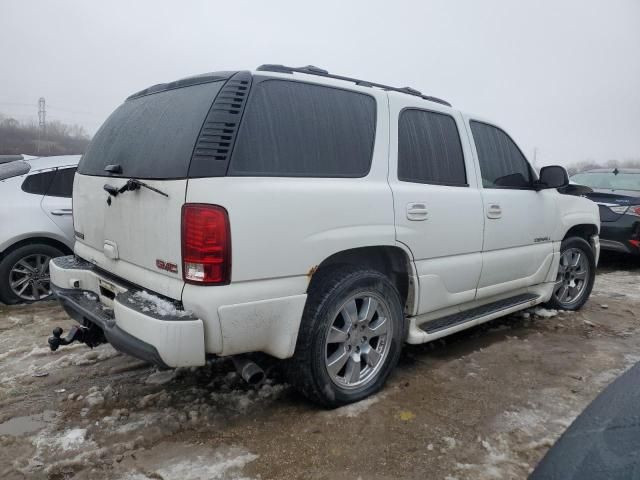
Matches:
[[553, 247, 590, 307], [324, 292, 392, 389], [9, 254, 52, 301]]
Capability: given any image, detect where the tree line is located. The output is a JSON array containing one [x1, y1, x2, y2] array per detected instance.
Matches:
[[0, 113, 91, 156]]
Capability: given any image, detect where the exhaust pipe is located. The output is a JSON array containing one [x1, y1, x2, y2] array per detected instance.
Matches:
[[232, 356, 265, 386]]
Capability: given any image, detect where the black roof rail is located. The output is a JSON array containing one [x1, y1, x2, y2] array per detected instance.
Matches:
[[256, 64, 452, 107]]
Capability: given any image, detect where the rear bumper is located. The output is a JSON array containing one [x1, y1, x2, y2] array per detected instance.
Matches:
[[600, 216, 640, 255], [50, 256, 205, 368]]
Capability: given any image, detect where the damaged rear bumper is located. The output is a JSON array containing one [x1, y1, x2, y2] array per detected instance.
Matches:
[[50, 256, 206, 368]]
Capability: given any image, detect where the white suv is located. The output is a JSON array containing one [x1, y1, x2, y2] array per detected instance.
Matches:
[[50, 65, 600, 406]]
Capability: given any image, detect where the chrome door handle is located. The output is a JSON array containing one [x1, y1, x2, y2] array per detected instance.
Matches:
[[407, 203, 428, 221], [486, 204, 502, 219], [51, 209, 72, 216]]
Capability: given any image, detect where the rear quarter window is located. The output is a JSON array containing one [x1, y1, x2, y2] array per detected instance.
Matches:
[[229, 79, 376, 177], [47, 167, 77, 198], [22, 170, 56, 195]]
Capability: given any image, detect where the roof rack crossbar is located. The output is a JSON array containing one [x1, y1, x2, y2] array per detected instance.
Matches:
[[256, 64, 452, 107]]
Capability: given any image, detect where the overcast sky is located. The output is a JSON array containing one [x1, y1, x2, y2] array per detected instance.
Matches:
[[1, 0, 639, 166]]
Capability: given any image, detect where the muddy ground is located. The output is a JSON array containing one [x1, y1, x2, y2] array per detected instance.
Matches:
[[1, 253, 639, 480]]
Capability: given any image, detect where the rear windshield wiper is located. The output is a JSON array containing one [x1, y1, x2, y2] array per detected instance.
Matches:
[[103, 179, 169, 198]]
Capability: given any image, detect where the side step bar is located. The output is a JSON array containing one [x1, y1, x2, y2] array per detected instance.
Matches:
[[419, 293, 539, 335]]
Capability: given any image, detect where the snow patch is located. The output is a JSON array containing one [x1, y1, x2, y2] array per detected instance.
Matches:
[[145, 369, 176, 385], [119, 445, 258, 480], [532, 308, 558, 318], [131, 291, 192, 317], [333, 394, 382, 418]]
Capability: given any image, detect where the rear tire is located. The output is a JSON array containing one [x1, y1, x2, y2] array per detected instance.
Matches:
[[287, 266, 406, 407], [545, 236, 595, 311], [0, 243, 64, 304]]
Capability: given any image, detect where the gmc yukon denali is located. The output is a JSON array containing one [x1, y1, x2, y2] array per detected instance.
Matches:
[[49, 65, 600, 406]]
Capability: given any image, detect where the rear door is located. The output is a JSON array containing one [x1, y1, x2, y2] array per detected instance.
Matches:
[[388, 94, 485, 314], [467, 119, 555, 299], [41, 166, 76, 240], [72, 79, 226, 300]]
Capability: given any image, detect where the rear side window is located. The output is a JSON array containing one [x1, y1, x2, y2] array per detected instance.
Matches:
[[78, 81, 224, 179], [470, 121, 533, 189], [229, 80, 376, 177], [22, 170, 56, 195], [398, 109, 467, 186], [47, 167, 76, 198]]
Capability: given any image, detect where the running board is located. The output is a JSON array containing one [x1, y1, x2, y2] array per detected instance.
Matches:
[[419, 293, 539, 335]]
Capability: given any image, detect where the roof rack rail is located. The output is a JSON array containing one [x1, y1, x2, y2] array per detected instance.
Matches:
[[256, 64, 452, 107]]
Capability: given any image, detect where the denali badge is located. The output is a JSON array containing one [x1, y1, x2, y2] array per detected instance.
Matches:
[[156, 259, 178, 273], [534, 237, 551, 243]]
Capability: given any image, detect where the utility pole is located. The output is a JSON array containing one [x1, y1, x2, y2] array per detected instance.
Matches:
[[37, 97, 46, 153]]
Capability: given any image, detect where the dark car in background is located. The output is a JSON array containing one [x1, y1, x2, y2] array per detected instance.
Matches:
[[570, 168, 640, 256]]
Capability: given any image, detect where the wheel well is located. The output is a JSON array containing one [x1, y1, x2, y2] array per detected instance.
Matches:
[[309, 246, 413, 308], [0, 237, 72, 261], [564, 224, 598, 242]]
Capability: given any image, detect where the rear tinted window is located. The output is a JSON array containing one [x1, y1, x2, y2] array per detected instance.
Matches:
[[78, 81, 224, 179], [22, 170, 56, 195], [398, 109, 467, 186], [229, 80, 376, 177], [47, 167, 76, 198]]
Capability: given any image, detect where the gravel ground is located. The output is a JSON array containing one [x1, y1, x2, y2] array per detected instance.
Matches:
[[0, 252, 639, 480]]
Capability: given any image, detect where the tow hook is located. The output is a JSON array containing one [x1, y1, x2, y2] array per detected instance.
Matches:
[[48, 323, 105, 351]]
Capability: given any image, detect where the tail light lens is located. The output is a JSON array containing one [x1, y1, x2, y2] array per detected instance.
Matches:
[[181, 204, 231, 285], [628, 206, 640, 218]]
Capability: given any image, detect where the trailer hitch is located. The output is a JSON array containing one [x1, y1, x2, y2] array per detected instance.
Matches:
[[48, 323, 105, 351]]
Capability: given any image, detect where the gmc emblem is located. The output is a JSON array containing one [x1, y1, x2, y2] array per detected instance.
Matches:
[[156, 259, 178, 274]]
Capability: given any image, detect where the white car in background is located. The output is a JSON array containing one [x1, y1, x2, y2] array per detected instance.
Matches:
[[0, 155, 79, 303]]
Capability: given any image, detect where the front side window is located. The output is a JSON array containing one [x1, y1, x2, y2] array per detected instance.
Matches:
[[398, 109, 467, 186], [229, 79, 376, 177], [470, 121, 533, 189]]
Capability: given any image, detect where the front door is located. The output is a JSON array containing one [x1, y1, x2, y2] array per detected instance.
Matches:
[[389, 95, 485, 315], [465, 119, 555, 299]]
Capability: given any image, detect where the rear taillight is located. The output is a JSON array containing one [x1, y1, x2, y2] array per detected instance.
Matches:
[[628, 206, 640, 218], [181, 204, 231, 285]]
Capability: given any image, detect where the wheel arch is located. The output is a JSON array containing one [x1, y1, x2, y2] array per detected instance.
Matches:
[[563, 224, 599, 243], [308, 245, 416, 313], [0, 235, 72, 261]]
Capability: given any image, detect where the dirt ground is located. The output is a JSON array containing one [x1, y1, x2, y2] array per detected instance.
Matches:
[[1, 253, 639, 480]]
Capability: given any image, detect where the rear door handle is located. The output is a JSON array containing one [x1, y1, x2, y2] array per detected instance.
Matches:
[[486, 203, 502, 219], [51, 209, 73, 216], [407, 203, 428, 221]]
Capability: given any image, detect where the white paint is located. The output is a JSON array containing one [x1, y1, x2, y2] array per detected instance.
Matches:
[[54, 70, 599, 373]]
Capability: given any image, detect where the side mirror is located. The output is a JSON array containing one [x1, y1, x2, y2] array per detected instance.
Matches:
[[536, 165, 569, 190]]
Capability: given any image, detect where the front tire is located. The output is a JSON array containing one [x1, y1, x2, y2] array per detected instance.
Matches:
[[288, 267, 406, 407], [546, 236, 596, 311], [0, 243, 64, 304]]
